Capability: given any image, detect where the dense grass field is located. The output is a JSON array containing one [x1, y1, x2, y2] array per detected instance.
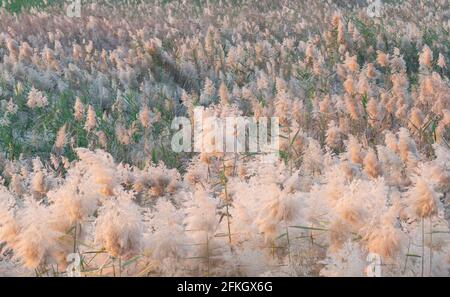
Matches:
[[0, 0, 53, 13], [0, 0, 449, 277]]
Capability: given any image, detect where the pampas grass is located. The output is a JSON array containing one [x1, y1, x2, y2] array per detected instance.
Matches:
[[0, 0, 449, 277]]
